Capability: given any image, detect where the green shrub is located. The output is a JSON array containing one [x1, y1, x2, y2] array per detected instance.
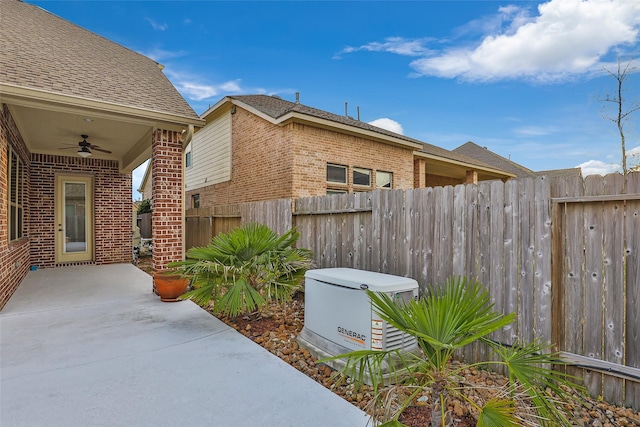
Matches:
[[326, 277, 582, 427], [137, 199, 151, 214], [169, 223, 314, 318]]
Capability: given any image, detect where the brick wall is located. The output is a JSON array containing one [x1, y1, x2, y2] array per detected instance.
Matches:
[[185, 106, 415, 208], [151, 129, 183, 274], [186, 107, 293, 208], [29, 154, 132, 268], [425, 173, 463, 187], [290, 122, 414, 198], [0, 104, 31, 310]]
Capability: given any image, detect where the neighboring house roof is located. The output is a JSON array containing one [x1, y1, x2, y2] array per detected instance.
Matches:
[[415, 142, 515, 177], [454, 141, 537, 178], [454, 141, 582, 180], [204, 95, 513, 179], [0, 0, 199, 121], [208, 94, 424, 150], [536, 167, 583, 180]]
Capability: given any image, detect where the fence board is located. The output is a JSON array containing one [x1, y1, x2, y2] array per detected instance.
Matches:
[[503, 179, 519, 344], [490, 180, 505, 345], [563, 176, 586, 384], [583, 176, 605, 397], [626, 173, 640, 408], [417, 187, 433, 292], [452, 184, 466, 278], [371, 191, 382, 273], [519, 178, 536, 344], [534, 176, 552, 343], [393, 189, 407, 276], [602, 174, 625, 405], [434, 186, 454, 287], [403, 189, 416, 279]]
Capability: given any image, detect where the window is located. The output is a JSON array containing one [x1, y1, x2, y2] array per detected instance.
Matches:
[[326, 189, 347, 195], [353, 167, 371, 187], [326, 164, 347, 184], [192, 194, 200, 208], [376, 171, 393, 189], [8, 145, 25, 241], [185, 151, 192, 168]]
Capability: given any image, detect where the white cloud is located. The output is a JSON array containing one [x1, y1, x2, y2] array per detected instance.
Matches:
[[368, 118, 404, 135], [163, 69, 243, 101], [347, 0, 640, 83], [335, 37, 433, 59], [416, 0, 640, 82], [141, 47, 187, 62], [577, 159, 620, 176], [513, 125, 560, 137], [177, 80, 242, 101], [628, 145, 640, 156], [145, 18, 168, 31]]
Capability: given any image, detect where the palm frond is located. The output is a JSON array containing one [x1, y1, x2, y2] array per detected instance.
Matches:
[[168, 223, 314, 316], [487, 339, 580, 426], [477, 398, 519, 427]]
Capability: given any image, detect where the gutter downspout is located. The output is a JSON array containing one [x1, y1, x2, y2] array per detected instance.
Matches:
[[181, 124, 194, 260]]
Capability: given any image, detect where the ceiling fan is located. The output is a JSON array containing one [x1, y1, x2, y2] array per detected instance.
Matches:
[[60, 135, 112, 157]]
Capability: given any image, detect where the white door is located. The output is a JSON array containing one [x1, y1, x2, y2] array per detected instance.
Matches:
[[55, 174, 94, 263]]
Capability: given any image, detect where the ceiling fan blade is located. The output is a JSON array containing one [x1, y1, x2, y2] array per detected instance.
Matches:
[[91, 147, 112, 154]]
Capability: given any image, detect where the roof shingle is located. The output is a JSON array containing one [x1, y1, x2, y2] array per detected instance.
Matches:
[[0, 0, 198, 120], [231, 95, 505, 172]]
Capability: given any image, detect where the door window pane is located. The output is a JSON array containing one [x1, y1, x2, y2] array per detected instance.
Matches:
[[64, 182, 87, 253]]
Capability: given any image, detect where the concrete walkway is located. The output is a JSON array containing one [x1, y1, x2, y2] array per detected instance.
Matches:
[[0, 264, 368, 427]]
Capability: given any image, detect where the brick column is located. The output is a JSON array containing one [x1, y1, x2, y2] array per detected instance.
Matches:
[[414, 158, 426, 188], [151, 129, 184, 283]]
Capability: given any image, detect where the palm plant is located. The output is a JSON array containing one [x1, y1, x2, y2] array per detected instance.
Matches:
[[327, 276, 580, 427], [169, 223, 314, 318]]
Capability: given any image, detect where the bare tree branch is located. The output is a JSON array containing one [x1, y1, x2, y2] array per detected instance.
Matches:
[[597, 57, 640, 177]]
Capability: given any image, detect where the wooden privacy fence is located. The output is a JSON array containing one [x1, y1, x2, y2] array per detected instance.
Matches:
[[551, 173, 640, 409], [185, 173, 640, 410], [185, 206, 242, 249], [185, 199, 292, 250], [137, 212, 152, 239]]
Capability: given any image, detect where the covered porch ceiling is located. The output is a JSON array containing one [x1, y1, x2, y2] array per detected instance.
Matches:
[[2, 88, 201, 173], [415, 152, 516, 181]]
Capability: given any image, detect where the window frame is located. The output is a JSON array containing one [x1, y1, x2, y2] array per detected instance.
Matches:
[[353, 167, 372, 187], [7, 144, 25, 242], [376, 171, 393, 189], [326, 163, 348, 184]]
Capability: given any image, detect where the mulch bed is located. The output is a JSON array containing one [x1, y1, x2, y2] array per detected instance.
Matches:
[[133, 260, 640, 426]]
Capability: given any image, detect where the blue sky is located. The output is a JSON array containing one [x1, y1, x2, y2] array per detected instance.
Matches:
[[29, 1, 640, 199]]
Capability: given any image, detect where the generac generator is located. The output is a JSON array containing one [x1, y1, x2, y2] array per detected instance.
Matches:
[[297, 268, 420, 379]]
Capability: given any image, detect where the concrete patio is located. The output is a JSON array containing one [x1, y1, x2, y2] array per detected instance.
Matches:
[[0, 264, 368, 427]]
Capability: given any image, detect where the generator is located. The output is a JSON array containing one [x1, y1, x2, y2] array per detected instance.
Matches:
[[297, 268, 420, 380]]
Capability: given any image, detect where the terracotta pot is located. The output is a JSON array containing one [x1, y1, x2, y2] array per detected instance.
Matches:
[[153, 274, 188, 302]]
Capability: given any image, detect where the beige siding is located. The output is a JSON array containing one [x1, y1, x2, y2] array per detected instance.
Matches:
[[186, 109, 232, 191]]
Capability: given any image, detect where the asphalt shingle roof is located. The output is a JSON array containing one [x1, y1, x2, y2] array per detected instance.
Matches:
[[0, 0, 198, 120], [454, 141, 537, 178], [230, 94, 427, 146], [231, 95, 507, 172], [454, 141, 582, 179]]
